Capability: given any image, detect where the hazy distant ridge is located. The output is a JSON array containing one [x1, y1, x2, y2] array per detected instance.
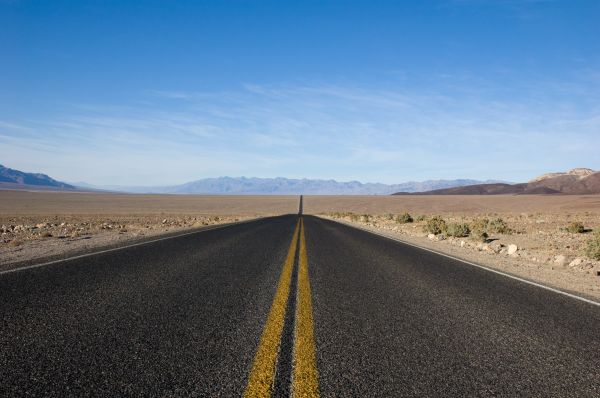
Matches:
[[114, 176, 501, 195], [0, 164, 503, 194]]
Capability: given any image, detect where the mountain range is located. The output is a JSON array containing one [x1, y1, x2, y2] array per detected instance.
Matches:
[[0, 164, 499, 194], [2, 164, 598, 195], [0, 164, 75, 190], [77, 177, 502, 195]]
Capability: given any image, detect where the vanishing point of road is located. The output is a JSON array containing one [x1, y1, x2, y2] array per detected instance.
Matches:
[[1, 202, 600, 396]]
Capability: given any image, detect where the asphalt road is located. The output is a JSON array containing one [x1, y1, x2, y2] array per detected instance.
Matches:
[[1, 214, 599, 397]]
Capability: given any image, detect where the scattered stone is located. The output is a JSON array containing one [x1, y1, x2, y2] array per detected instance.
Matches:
[[427, 234, 436, 240], [507, 244, 518, 255], [554, 255, 568, 266], [569, 258, 584, 267]]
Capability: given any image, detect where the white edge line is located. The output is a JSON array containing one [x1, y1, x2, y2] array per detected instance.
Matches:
[[317, 216, 600, 308], [0, 217, 263, 276]]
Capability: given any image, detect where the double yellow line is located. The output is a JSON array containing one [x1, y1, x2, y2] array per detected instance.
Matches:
[[244, 217, 319, 397]]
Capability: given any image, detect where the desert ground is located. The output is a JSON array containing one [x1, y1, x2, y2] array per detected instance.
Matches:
[[302, 194, 600, 214], [303, 195, 600, 300], [2, 191, 600, 300], [0, 190, 298, 268]]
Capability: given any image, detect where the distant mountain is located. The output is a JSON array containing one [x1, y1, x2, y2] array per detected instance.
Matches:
[[0, 165, 75, 190], [94, 177, 501, 195], [0, 164, 506, 195], [394, 168, 600, 195]]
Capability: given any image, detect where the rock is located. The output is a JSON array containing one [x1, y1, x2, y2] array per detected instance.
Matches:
[[427, 234, 436, 240], [554, 255, 568, 266], [489, 241, 503, 254], [162, 219, 168, 224], [569, 258, 584, 267], [36, 223, 49, 229], [437, 234, 446, 241], [460, 240, 466, 247], [507, 244, 518, 255]]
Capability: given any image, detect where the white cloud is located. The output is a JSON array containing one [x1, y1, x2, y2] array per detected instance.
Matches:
[[3, 73, 599, 185]]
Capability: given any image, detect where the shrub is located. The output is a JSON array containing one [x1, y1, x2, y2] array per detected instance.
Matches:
[[470, 218, 489, 242], [584, 230, 600, 260], [446, 223, 471, 238], [424, 216, 447, 235], [471, 217, 512, 235], [415, 215, 427, 222], [471, 218, 489, 233], [566, 221, 585, 234], [471, 230, 489, 243], [386, 213, 394, 220], [360, 214, 371, 222], [487, 218, 512, 234], [396, 212, 413, 224], [349, 213, 360, 222]]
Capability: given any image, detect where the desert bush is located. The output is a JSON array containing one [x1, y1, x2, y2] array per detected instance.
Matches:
[[487, 218, 512, 234], [446, 223, 471, 238], [396, 212, 413, 224], [470, 218, 489, 242], [386, 213, 394, 220], [423, 216, 447, 235], [471, 230, 489, 243], [471, 217, 511, 235], [566, 221, 585, 234], [349, 213, 360, 222], [584, 230, 600, 260], [415, 214, 427, 222], [360, 214, 371, 222]]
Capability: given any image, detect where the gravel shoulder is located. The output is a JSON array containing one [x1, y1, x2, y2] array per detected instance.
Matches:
[[0, 214, 259, 271]]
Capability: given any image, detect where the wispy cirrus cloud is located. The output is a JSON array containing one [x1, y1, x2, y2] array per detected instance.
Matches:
[[1, 71, 599, 185]]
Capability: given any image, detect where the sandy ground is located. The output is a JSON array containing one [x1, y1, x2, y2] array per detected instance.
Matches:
[[303, 194, 600, 214], [310, 194, 600, 300], [0, 191, 299, 268], [0, 190, 300, 215]]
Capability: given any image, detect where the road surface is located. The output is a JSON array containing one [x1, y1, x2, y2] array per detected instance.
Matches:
[[1, 214, 599, 397]]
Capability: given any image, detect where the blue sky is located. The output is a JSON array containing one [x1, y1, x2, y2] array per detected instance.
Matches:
[[1, 0, 599, 185]]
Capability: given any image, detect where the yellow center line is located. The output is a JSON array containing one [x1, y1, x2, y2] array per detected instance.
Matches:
[[244, 219, 300, 398], [293, 218, 320, 397]]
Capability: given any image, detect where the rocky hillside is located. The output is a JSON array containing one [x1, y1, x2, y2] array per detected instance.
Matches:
[[0, 165, 74, 190], [394, 168, 600, 195]]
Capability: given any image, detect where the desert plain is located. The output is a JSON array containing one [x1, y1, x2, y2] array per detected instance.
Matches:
[[1, 190, 600, 300]]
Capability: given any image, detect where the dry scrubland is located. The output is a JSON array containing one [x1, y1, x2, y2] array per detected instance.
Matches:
[[0, 191, 298, 268], [2, 191, 600, 300], [303, 195, 600, 300]]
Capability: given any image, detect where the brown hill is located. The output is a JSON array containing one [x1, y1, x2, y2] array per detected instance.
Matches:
[[393, 168, 600, 195]]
